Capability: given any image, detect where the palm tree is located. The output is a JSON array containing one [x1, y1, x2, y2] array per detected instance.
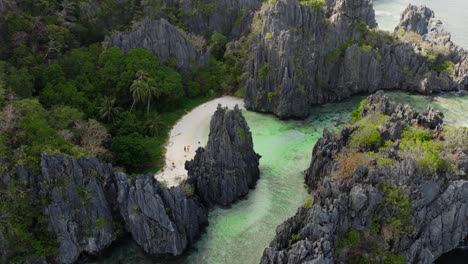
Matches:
[[130, 71, 149, 112], [144, 112, 165, 137], [130, 70, 160, 115], [97, 96, 121, 123], [146, 79, 161, 116]]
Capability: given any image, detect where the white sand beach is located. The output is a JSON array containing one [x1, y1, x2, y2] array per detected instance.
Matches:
[[154, 96, 244, 187]]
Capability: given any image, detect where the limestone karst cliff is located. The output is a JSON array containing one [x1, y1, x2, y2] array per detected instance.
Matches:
[[103, 0, 468, 119], [186, 105, 261, 206], [244, 1, 468, 118], [261, 91, 468, 263], [395, 5, 434, 35], [0, 105, 259, 264]]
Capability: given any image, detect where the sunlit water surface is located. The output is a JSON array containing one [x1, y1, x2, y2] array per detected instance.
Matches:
[[84, 92, 468, 264], [374, 0, 468, 48]]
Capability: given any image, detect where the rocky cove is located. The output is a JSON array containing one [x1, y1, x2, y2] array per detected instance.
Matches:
[[78, 91, 468, 264], [1, 0, 468, 263]]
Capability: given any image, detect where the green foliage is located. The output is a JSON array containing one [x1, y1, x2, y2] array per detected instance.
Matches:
[[265, 32, 273, 39], [0, 179, 59, 262], [417, 145, 453, 174], [382, 184, 414, 237], [399, 127, 432, 149], [299, 0, 326, 11], [366, 152, 395, 167], [258, 63, 270, 79], [303, 197, 314, 208], [441, 125, 468, 149], [349, 114, 388, 151], [360, 45, 372, 53], [268, 91, 277, 102], [291, 233, 300, 240], [399, 126, 453, 173], [383, 254, 406, 264], [13, 99, 89, 171], [47, 105, 84, 130], [234, 87, 245, 98], [7, 67, 35, 98], [237, 127, 246, 142], [326, 48, 341, 63], [209, 33, 228, 60], [335, 230, 361, 256], [95, 217, 108, 230], [326, 40, 354, 62], [356, 19, 369, 33], [111, 133, 152, 172], [431, 60, 455, 75], [350, 99, 368, 122]]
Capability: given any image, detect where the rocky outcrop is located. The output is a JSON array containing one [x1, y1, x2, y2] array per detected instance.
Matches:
[[261, 91, 468, 263], [186, 105, 261, 206], [104, 18, 203, 72], [115, 173, 207, 256], [39, 155, 116, 264], [395, 4, 434, 35], [1, 154, 207, 264], [1, 105, 260, 263], [150, 0, 263, 40], [243, 0, 467, 118]]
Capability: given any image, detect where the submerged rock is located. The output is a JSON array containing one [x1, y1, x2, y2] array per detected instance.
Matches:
[[261, 91, 468, 264], [186, 105, 261, 207], [395, 4, 434, 35]]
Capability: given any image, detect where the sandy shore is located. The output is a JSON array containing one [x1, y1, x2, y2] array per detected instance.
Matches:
[[154, 96, 244, 187]]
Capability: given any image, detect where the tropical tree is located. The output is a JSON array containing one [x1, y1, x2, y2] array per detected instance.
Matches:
[[144, 112, 164, 137], [97, 96, 121, 123], [129, 70, 160, 115]]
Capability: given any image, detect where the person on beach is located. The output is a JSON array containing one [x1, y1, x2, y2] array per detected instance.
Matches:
[[184, 146, 186, 152]]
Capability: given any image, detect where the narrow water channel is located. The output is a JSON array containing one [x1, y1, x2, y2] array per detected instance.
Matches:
[[85, 92, 468, 264]]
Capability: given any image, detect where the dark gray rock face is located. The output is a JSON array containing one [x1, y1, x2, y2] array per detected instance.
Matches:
[[2, 154, 208, 264], [261, 92, 468, 264], [244, 1, 467, 118], [104, 18, 203, 72], [39, 155, 116, 264], [115, 173, 207, 256], [153, 0, 263, 40], [186, 105, 261, 207], [1, 105, 260, 263], [395, 4, 434, 35]]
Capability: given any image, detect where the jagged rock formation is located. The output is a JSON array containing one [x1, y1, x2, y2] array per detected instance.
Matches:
[[0, 105, 259, 264], [1, 154, 207, 264], [244, 0, 468, 118], [104, 18, 203, 71], [115, 173, 207, 256], [261, 91, 468, 263], [395, 5, 434, 35], [105, 0, 263, 71], [186, 105, 261, 206], [149, 0, 263, 40], [39, 155, 116, 264]]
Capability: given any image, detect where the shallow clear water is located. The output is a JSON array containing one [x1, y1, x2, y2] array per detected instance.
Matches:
[[86, 92, 468, 264], [373, 0, 468, 48]]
